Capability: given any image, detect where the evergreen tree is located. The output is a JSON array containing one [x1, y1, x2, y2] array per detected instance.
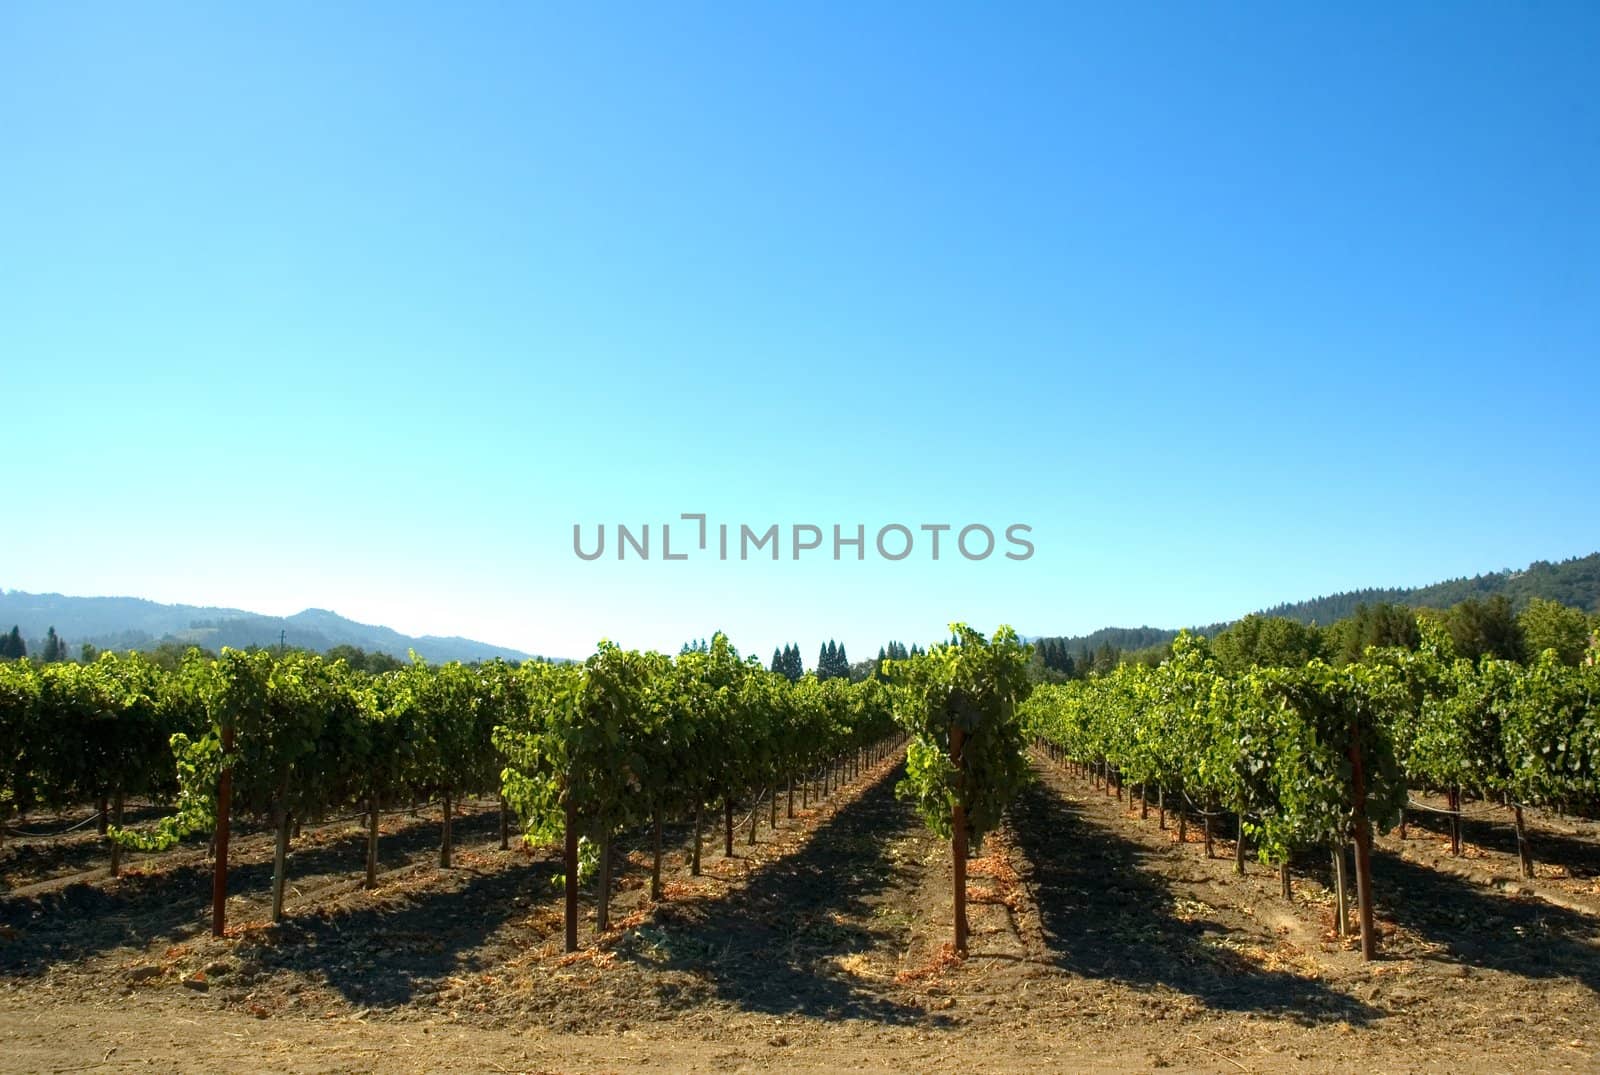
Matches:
[[0, 625, 24, 660], [1034, 638, 1078, 677], [41, 626, 65, 663], [770, 643, 802, 682], [818, 640, 855, 681], [1445, 595, 1525, 662], [1328, 602, 1419, 664]]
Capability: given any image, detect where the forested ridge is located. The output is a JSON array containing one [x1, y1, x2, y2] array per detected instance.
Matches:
[[1034, 552, 1600, 668]]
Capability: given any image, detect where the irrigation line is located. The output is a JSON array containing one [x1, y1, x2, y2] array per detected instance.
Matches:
[[1178, 790, 1231, 820], [1403, 797, 1534, 822], [4, 812, 107, 838]]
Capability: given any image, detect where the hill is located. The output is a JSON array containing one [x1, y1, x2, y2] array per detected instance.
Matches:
[[0, 591, 538, 664], [1034, 551, 1600, 656], [1253, 553, 1600, 625]]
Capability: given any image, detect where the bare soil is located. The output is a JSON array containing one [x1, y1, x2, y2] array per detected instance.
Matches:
[[2, 753, 1597, 1073]]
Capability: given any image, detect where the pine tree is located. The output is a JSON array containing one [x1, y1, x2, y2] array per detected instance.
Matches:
[[42, 626, 63, 663], [772, 643, 802, 682], [818, 640, 854, 681], [0, 625, 24, 660]]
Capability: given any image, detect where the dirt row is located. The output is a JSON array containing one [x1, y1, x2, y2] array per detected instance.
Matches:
[[2, 751, 1597, 1073], [1375, 792, 1600, 917]]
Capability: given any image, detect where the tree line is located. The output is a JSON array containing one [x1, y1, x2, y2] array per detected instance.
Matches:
[[1029, 595, 1597, 680], [1, 625, 73, 662]]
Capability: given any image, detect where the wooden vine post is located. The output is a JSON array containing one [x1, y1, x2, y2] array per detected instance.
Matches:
[[365, 797, 380, 888], [211, 722, 234, 938], [950, 722, 969, 954], [1346, 712, 1378, 961], [564, 796, 579, 953]]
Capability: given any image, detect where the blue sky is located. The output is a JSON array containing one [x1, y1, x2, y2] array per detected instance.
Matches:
[[3, 3, 1596, 663]]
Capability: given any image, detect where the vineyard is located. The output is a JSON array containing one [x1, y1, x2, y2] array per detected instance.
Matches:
[[1, 626, 1598, 1072], [1021, 625, 1600, 960]]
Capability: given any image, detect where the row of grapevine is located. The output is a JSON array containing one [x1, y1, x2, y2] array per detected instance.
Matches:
[[490, 621, 1042, 957], [1019, 628, 1599, 959], [101, 649, 508, 931], [891, 625, 1034, 953], [2, 637, 902, 944], [1373, 621, 1598, 874], [0, 654, 191, 877], [495, 634, 901, 949]]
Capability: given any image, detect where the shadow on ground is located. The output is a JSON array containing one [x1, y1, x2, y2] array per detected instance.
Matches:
[[1, 805, 181, 890], [0, 805, 504, 978], [247, 854, 560, 1006], [1371, 850, 1600, 993], [619, 760, 940, 1025], [1010, 770, 1378, 1025], [1401, 808, 1599, 879]]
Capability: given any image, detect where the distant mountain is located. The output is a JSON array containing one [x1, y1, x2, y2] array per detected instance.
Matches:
[[0, 591, 539, 664], [1033, 552, 1600, 655]]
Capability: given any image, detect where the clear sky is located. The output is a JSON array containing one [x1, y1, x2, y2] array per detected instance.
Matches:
[[3, 3, 1596, 664]]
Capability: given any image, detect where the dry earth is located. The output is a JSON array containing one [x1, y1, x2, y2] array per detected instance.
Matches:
[[2, 751, 1597, 1073]]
